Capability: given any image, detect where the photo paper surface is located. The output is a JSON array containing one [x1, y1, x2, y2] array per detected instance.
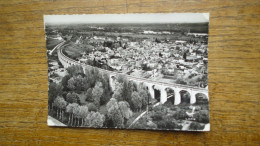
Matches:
[[45, 13, 210, 131]]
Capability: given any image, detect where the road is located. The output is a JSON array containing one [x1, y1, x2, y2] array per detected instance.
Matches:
[[49, 41, 66, 55]]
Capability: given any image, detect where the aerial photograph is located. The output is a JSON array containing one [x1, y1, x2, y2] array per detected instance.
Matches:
[[45, 13, 210, 131]]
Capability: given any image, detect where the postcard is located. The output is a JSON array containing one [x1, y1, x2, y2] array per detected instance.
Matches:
[[44, 13, 210, 131]]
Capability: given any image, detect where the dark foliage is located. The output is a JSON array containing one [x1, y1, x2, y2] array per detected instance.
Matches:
[[151, 113, 163, 121], [66, 92, 79, 104], [66, 65, 84, 77], [172, 109, 189, 120], [194, 110, 209, 123], [48, 82, 63, 107], [61, 74, 71, 91], [157, 118, 182, 130], [189, 122, 205, 130]]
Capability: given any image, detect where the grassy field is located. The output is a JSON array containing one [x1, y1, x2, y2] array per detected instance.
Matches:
[[62, 42, 94, 59], [46, 38, 64, 50]]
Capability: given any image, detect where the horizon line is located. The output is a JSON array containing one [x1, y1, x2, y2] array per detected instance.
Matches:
[[44, 13, 209, 24]]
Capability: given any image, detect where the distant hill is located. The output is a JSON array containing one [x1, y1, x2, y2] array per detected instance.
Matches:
[[46, 23, 209, 34]]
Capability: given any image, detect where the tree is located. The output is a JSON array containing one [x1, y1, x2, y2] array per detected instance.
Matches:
[[106, 98, 117, 111], [194, 110, 209, 123], [48, 82, 63, 110], [85, 88, 93, 102], [67, 75, 87, 92], [137, 84, 150, 110], [111, 109, 124, 128], [126, 81, 135, 105], [61, 74, 71, 91], [67, 65, 84, 77], [53, 96, 67, 120], [106, 98, 124, 128], [66, 103, 79, 126], [84, 111, 105, 128], [92, 67, 102, 85], [100, 73, 112, 105], [131, 92, 142, 112], [92, 82, 104, 108], [157, 117, 182, 130], [67, 77, 76, 91], [173, 109, 188, 120], [112, 83, 124, 101], [116, 74, 125, 83], [84, 67, 96, 88], [121, 80, 129, 101], [77, 105, 89, 126], [87, 102, 97, 112], [118, 101, 133, 124], [72, 104, 80, 127], [66, 92, 79, 104], [189, 122, 205, 130]]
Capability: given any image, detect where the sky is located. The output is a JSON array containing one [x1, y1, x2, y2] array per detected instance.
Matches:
[[44, 13, 209, 24]]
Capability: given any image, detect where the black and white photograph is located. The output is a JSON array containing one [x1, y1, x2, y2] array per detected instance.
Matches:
[[44, 13, 210, 131]]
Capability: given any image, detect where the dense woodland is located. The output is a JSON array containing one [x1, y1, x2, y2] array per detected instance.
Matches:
[[48, 65, 209, 130], [48, 65, 152, 128]]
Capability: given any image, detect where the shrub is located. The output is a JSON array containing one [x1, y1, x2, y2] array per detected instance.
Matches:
[[170, 106, 180, 111], [153, 105, 167, 114], [131, 117, 147, 129], [66, 92, 79, 104], [151, 113, 163, 121], [189, 122, 205, 130], [85, 88, 93, 102], [157, 117, 182, 130], [172, 109, 188, 120], [87, 103, 97, 112], [194, 110, 209, 123], [150, 105, 168, 121], [84, 111, 105, 128]]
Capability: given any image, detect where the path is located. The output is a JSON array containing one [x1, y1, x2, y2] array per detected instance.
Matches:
[[181, 121, 192, 130], [128, 94, 174, 128], [128, 102, 160, 128]]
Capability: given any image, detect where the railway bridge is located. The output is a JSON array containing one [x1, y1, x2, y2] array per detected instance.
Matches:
[[57, 43, 209, 105]]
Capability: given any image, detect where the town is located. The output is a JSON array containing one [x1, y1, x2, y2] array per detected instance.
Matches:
[[50, 25, 209, 88]]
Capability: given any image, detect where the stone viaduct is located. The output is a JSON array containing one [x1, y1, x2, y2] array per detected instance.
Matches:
[[57, 43, 209, 105]]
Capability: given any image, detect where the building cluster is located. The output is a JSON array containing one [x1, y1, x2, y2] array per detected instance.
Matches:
[[76, 35, 208, 85]]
